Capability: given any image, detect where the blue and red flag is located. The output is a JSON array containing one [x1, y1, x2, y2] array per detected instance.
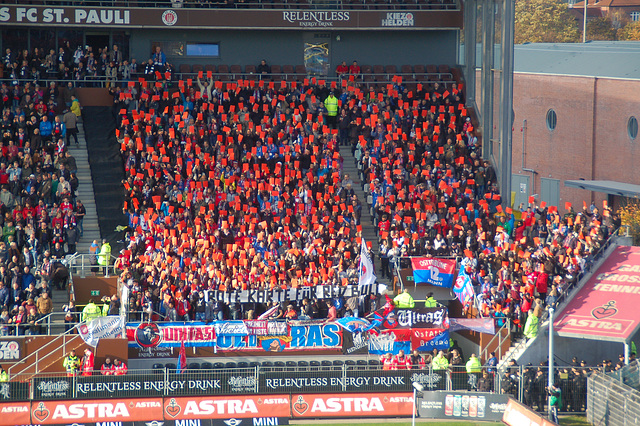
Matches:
[[411, 258, 456, 287], [453, 270, 475, 304], [176, 341, 187, 374]]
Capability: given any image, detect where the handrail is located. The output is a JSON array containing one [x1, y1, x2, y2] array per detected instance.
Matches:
[[479, 318, 510, 364], [67, 253, 119, 278], [8, 323, 83, 379], [497, 228, 621, 371], [540, 226, 620, 324], [8, 73, 457, 90]]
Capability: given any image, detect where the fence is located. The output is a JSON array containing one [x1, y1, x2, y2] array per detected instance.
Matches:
[[5, 72, 457, 90], [7, 365, 442, 401], [497, 365, 595, 414], [588, 371, 640, 426], [2, 363, 594, 407]]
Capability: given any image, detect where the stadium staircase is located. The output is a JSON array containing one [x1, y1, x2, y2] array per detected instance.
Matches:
[[8, 331, 85, 379], [341, 145, 391, 288], [493, 232, 622, 372], [49, 119, 102, 333]]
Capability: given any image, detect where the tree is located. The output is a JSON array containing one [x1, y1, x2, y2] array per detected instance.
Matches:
[[618, 201, 640, 245], [515, 0, 581, 44], [618, 20, 640, 40], [586, 17, 616, 40]]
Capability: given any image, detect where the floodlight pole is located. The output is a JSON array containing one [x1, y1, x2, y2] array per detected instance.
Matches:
[[412, 386, 417, 426], [583, 0, 588, 43], [412, 382, 424, 426], [548, 307, 555, 421]]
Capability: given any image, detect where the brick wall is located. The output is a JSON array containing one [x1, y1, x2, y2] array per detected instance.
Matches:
[[510, 72, 640, 209]]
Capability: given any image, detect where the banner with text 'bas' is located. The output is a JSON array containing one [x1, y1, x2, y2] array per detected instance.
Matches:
[[411, 258, 456, 287]]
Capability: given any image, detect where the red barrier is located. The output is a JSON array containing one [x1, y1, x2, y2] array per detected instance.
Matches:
[[163, 395, 291, 420], [29, 398, 163, 425], [290, 392, 414, 418], [0, 401, 30, 425], [0, 392, 414, 425]]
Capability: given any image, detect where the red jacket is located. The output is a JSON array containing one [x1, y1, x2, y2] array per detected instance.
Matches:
[[392, 355, 412, 370], [536, 272, 548, 294]]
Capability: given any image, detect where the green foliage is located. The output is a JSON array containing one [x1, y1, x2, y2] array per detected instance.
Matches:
[[515, 0, 581, 44], [587, 17, 617, 40], [618, 20, 640, 40], [619, 201, 640, 245]]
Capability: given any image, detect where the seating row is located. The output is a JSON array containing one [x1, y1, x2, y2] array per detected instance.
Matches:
[[175, 64, 456, 83], [153, 359, 381, 370]]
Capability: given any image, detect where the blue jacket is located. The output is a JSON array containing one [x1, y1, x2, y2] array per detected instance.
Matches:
[[39, 120, 53, 137]]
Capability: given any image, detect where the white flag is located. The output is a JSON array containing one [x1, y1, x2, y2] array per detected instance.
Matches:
[[78, 316, 124, 347], [359, 239, 377, 287]]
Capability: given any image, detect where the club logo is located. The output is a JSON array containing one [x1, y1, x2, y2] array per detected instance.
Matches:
[[135, 323, 162, 348], [165, 398, 181, 418], [32, 402, 50, 422], [591, 300, 618, 320], [162, 10, 178, 26], [293, 396, 308, 415]]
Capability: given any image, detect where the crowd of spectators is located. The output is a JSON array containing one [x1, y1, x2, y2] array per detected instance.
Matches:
[[115, 71, 385, 321], [352, 77, 622, 335], [3, 43, 144, 88], [111, 57, 623, 333], [0, 49, 86, 335]]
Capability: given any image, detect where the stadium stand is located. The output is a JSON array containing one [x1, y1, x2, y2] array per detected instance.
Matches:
[[0, 77, 85, 334]]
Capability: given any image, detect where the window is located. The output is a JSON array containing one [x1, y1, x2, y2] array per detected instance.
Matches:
[[629, 116, 638, 141], [546, 109, 557, 131], [631, 11, 640, 21], [186, 43, 220, 57]]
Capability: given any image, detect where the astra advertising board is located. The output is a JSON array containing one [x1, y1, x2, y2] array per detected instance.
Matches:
[[162, 395, 291, 421], [290, 392, 414, 417]]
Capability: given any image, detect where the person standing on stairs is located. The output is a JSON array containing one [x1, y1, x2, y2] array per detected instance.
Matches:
[[379, 240, 390, 280], [98, 239, 111, 275], [75, 200, 85, 237], [62, 109, 78, 147]]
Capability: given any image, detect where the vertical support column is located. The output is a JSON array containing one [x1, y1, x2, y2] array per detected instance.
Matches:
[[624, 341, 630, 365], [499, 0, 515, 209], [464, 0, 477, 107], [548, 308, 555, 421], [481, 0, 494, 162]]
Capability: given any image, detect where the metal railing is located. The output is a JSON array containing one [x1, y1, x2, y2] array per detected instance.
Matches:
[[588, 370, 640, 426], [499, 365, 595, 415], [496, 229, 621, 371], [2, 363, 595, 408], [0, 0, 460, 11], [4, 73, 456, 90], [65, 253, 119, 278], [7, 324, 84, 380], [479, 319, 510, 365], [539, 226, 620, 325]]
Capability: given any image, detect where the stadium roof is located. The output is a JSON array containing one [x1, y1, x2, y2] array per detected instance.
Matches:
[[555, 246, 640, 343], [514, 41, 640, 79], [564, 180, 640, 197]]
